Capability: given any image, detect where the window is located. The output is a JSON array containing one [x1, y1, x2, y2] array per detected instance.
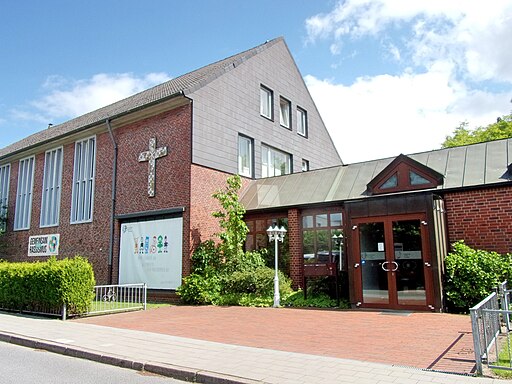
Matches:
[[14, 156, 35, 230], [260, 86, 273, 119], [410, 171, 430, 185], [297, 107, 308, 137], [238, 135, 253, 178], [279, 97, 291, 128], [301, 159, 309, 172], [261, 145, 291, 178], [302, 212, 343, 266], [40, 147, 63, 227], [71, 136, 96, 224], [380, 173, 398, 189], [0, 164, 10, 232]]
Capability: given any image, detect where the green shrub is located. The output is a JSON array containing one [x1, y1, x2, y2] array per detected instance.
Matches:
[[177, 273, 221, 305], [223, 266, 293, 297], [215, 293, 274, 307], [283, 290, 346, 308], [445, 241, 512, 312], [190, 240, 221, 275], [0, 256, 95, 315]]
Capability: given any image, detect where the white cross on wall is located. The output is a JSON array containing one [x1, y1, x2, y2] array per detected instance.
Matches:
[[138, 137, 168, 197]]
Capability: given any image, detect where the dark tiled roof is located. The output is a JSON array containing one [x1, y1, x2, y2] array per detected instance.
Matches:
[[241, 138, 512, 211], [0, 38, 282, 160]]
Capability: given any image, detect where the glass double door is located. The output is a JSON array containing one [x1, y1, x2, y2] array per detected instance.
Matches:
[[353, 215, 433, 310]]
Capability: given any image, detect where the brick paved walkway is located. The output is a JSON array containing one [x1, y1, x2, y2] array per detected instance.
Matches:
[[76, 306, 476, 375]]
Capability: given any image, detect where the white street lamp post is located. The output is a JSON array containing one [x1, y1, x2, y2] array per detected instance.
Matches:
[[267, 224, 287, 308], [332, 234, 343, 271]]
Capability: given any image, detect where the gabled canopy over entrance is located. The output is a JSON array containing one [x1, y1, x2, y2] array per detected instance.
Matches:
[[366, 154, 444, 195]]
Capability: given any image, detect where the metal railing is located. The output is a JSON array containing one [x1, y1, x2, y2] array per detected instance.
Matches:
[[85, 283, 147, 317], [471, 281, 512, 375]]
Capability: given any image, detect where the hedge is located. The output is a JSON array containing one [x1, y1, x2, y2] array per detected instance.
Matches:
[[0, 256, 95, 316]]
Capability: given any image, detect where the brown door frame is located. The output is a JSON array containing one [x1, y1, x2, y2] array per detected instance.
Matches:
[[351, 213, 434, 311]]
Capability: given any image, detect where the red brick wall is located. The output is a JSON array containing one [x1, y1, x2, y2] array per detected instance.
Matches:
[[2, 104, 193, 286], [444, 185, 512, 254], [3, 135, 113, 283], [111, 105, 193, 283], [287, 208, 303, 289]]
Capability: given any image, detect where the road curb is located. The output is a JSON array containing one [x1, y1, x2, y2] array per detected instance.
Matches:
[[0, 332, 265, 384]]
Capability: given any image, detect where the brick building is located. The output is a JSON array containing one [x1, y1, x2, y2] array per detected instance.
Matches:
[[0, 37, 341, 291], [241, 139, 512, 311], [1, 36, 511, 312]]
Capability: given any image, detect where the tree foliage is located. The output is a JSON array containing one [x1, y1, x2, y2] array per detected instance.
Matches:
[[178, 175, 293, 306], [211, 175, 250, 272], [442, 115, 512, 148]]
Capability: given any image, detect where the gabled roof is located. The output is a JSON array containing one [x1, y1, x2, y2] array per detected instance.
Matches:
[[241, 138, 512, 211], [366, 153, 444, 194], [0, 38, 283, 160]]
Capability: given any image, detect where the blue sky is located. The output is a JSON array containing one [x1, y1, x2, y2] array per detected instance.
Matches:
[[1, 1, 511, 163]]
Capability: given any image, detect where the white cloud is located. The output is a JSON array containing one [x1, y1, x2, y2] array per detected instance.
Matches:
[[304, 1, 512, 163], [16, 72, 171, 123], [306, 71, 510, 163], [306, 0, 512, 83]]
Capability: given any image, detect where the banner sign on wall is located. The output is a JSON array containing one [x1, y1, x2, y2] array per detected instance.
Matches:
[[28, 234, 60, 257], [118, 217, 183, 289]]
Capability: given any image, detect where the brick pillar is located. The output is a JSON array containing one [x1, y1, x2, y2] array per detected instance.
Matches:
[[288, 208, 303, 289]]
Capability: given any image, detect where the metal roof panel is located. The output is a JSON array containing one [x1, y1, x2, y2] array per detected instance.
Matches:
[[485, 140, 508, 183], [443, 146, 466, 189], [463, 144, 486, 186]]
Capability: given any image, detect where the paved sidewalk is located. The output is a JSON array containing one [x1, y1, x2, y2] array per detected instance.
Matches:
[[77, 306, 477, 374], [0, 311, 508, 384]]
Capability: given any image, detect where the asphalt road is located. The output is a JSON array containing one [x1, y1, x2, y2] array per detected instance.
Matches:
[[0, 342, 185, 384]]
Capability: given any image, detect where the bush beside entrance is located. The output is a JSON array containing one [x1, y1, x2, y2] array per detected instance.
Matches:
[[445, 241, 512, 312], [0, 256, 95, 315]]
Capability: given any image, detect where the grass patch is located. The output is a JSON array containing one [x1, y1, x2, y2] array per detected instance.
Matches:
[[491, 334, 512, 378], [146, 302, 171, 310]]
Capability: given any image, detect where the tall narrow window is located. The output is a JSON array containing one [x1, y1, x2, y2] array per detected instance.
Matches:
[[297, 107, 308, 137], [238, 135, 253, 178], [279, 97, 291, 128], [260, 86, 273, 119], [71, 136, 96, 224], [0, 164, 10, 232], [40, 147, 63, 227], [14, 156, 35, 230], [261, 144, 291, 178]]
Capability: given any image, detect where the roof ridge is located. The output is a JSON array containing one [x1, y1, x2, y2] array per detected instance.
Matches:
[[0, 38, 282, 160]]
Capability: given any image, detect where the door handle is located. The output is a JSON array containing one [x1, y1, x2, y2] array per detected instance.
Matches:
[[391, 261, 398, 271], [381, 261, 390, 271]]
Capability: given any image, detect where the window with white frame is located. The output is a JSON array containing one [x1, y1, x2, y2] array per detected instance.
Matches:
[[261, 144, 291, 178], [297, 107, 308, 137], [14, 156, 35, 230], [279, 97, 291, 128], [260, 86, 273, 119], [0, 164, 10, 232], [238, 135, 253, 178], [71, 137, 96, 224], [40, 147, 63, 227], [301, 159, 310, 172]]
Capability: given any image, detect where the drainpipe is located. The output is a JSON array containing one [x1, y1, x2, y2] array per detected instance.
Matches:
[[106, 119, 118, 284]]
